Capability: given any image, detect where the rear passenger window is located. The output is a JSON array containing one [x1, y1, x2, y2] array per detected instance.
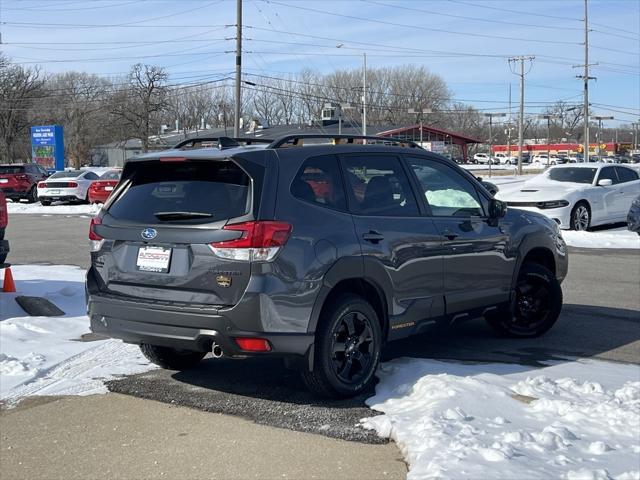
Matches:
[[340, 154, 419, 216], [615, 167, 639, 183], [291, 155, 346, 211]]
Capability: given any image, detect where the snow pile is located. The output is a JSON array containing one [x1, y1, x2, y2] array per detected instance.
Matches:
[[7, 201, 101, 216], [563, 229, 639, 250], [363, 358, 640, 480], [0, 265, 155, 402]]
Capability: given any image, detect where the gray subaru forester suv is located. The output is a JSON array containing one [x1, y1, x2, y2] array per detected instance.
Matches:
[[87, 135, 568, 398]]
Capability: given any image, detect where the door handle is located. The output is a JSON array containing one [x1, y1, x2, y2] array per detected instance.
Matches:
[[362, 231, 384, 243], [442, 230, 459, 240]]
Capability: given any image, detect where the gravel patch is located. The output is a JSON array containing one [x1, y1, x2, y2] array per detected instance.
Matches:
[[106, 356, 385, 444]]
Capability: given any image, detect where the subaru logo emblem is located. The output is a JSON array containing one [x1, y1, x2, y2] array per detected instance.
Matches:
[[141, 228, 157, 240]]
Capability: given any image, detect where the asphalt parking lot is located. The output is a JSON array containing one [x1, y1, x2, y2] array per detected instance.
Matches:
[[5, 213, 640, 443]]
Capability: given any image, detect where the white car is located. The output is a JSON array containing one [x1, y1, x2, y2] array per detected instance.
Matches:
[[496, 163, 640, 230], [37, 170, 101, 205], [494, 153, 517, 165], [473, 153, 491, 164]]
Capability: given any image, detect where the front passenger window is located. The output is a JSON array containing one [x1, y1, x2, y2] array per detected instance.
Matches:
[[406, 157, 485, 217]]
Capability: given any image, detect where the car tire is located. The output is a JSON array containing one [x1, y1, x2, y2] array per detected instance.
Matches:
[[139, 344, 206, 370], [301, 294, 382, 398], [486, 263, 563, 338], [40, 199, 51, 206], [26, 186, 38, 204], [570, 201, 591, 231]]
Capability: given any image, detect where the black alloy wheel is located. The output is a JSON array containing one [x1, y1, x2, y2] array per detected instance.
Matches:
[[301, 294, 382, 398], [330, 311, 375, 385], [486, 263, 562, 338]]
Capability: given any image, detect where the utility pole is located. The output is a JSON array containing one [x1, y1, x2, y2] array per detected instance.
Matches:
[[574, 0, 597, 162], [633, 122, 639, 152], [593, 115, 613, 157], [509, 55, 535, 175], [506, 84, 512, 160], [233, 0, 242, 138], [408, 108, 432, 147], [362, 53, 367, 137], [484, 113, 506, 177]]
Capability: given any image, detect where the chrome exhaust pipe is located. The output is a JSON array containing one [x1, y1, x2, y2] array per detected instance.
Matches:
[[211, 342, 223, 358]]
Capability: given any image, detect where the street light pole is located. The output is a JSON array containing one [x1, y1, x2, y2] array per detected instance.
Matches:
[[484, 113, 506, 177], [362, 53, 367, 137], [593, 115, 614, 157]]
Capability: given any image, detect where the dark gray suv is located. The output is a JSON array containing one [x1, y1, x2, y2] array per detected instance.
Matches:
[[87, 135, 568, 398]]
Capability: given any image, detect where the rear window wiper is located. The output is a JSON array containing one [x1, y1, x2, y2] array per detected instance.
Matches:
[[154, 211, 213, 220]]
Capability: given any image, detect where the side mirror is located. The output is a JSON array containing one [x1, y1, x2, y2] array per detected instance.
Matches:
[[597, 178, 613, 187], [489, 199, 507, 219]]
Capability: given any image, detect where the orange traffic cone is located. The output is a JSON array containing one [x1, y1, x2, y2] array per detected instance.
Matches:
[[2, 267, 16, 293]]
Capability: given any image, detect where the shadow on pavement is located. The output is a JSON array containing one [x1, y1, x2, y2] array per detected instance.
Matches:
[[107, 303, 639, 442]]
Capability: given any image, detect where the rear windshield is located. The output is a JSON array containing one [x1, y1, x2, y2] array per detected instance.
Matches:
[[547, 167, 596, 184], [101, 170, 121, 180], [50, 171, 81, 179], [0, 166, 25, 174], [108, 160, 250, 224]]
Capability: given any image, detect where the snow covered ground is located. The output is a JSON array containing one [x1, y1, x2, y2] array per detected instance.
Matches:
[[0, 265, 155, 403], [6, 200, 101, 216], [563, 229, 639, 250], [363, 358, 640, 480]]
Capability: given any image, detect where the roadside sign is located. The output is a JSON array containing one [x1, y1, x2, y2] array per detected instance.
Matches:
[[31, 125, 64, 171]]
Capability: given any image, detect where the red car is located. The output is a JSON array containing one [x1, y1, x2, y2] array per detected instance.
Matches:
[[88, 170, 121, 204], [0, 163, 48, 203], [0, 191, 9, 265]]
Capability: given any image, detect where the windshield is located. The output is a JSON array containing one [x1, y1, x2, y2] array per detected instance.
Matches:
[[50, 171, 81, 179], [547, 167, 597, 184]]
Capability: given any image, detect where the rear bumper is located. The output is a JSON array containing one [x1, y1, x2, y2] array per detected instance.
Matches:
[[87, 272, 314, 357], [0, 186, 31, 198]]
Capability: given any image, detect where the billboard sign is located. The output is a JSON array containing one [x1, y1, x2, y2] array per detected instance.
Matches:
[[31, 125, 64, 170]]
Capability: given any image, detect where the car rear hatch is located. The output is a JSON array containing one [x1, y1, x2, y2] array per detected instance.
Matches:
[[91, 156, 267, 307], [0, 166, 27, 190]]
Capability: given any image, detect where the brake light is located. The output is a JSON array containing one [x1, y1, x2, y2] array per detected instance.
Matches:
[[38, 182, 46, 188], [67, 182, 78, 188], [15, 174, 29, 181], [159, 157, 187, 162], [235, 337, 271, 352], [89, 217, 104, 252], [209, 221, 292, 262]]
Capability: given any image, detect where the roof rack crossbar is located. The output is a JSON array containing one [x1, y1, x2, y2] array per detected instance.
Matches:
[[267, 134, 423, 149], [173, 136, 274, 150]]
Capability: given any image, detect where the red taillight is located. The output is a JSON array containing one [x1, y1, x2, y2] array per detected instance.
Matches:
[[209, 221, 292, 262], [38, 182, 46, 188], [15, 174, 29, 181], [212, 221, 292, 248], [67, 182, 78, 188], [235, 337, 271, 352], [89, 217, 102, 240]]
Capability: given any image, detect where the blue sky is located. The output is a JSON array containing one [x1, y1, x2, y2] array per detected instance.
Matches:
[[1, 0, 638, 126]]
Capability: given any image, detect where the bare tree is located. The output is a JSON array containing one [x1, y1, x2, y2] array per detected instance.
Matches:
[[39, 72, 112, 168], [111, 64, 168, 152], [0, 54, 44, 161]]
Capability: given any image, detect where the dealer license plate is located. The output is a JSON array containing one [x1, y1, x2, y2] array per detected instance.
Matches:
[[136, 246, 172, 273], [0, 179, 7, 183], [104, 186, 114, 191], [49, 190, 60, 195]]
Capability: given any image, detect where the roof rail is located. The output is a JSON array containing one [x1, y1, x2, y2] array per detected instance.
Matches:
[[173, 136, 273, 150], [267, 134, 423, 149]]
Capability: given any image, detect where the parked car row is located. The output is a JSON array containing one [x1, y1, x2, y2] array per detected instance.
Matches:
[[0, 165, 121, 205]]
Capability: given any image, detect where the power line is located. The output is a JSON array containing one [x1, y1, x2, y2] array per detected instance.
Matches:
[[262, 0, 582, 47]]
